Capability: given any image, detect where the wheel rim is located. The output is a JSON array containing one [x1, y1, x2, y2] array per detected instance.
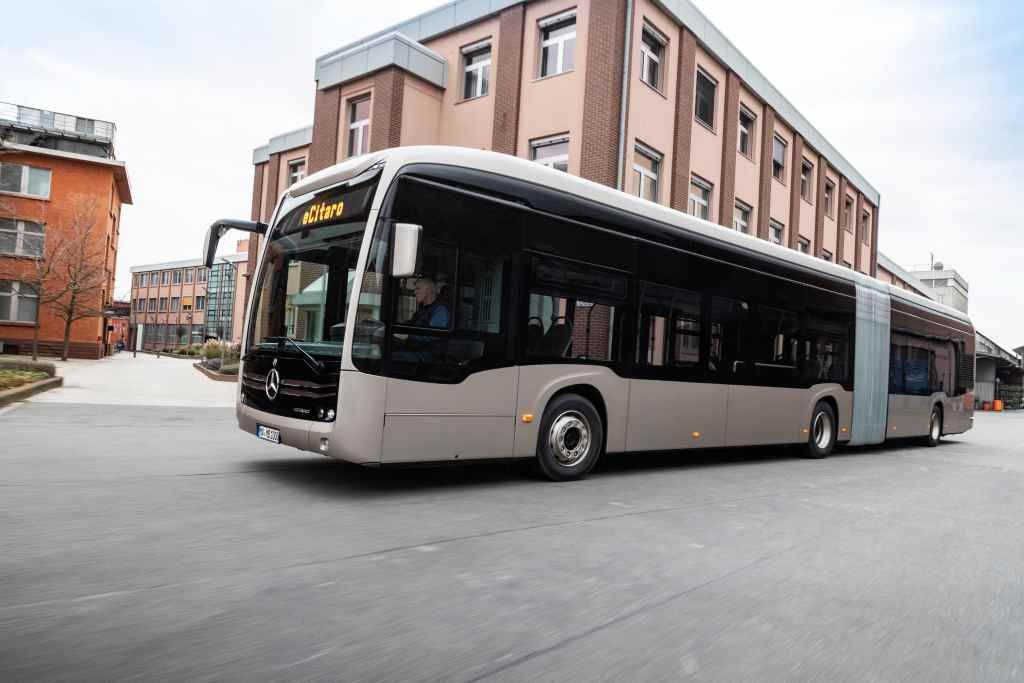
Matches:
[[931, 412, 940, 440], [548, 410, 591, 467], [812, 411, 832, 450]]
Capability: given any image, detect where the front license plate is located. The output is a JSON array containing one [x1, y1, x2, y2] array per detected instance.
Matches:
[[256, 425, 281, 444]]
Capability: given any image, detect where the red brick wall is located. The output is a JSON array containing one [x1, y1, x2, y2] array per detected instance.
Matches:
[[580, 0, 629, 189], [869, 202, 879, 276], [718, 70, 740, 227], [756, 106, 776, 240], [836, 176, 848, 266], [854, 191, 864, 273], [309, 87, 342, 173], [670, 28, 697, 212], [491, 3, 525, 155], [813, 161, 828, 257], [787, 132, 804, 250], [0, 150, 123, 359], [371, 67, 406, 152], [263, 153, 280, 221]]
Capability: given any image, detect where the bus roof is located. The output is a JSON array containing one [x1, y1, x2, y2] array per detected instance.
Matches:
[[291, 146, 971, 328]]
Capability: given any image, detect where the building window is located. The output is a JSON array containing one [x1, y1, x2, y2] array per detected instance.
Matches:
[[0, 163, 51, 199], [287, 159, 306, 186], [530, 135, 569, 172], [861, 211, 870, 243], [198, 268, 208, 283], [196, 296, 206, 311], [824, 180, 835, 217], [822, 249, 833, 262], [843, 197, 854, 232], [0, 219, 45, 258], [170, 297, 179, 312], [639, 26, 666, 90], [733, 201, 752, 234], [798, 237, 810, 254], [769, 219, 784, 245], [800, 159, 814, 201], [159, 297, 168, 312], [695, 69, 716, 128], [688, 175, 712, 220], [772, 135, 787, 181], [148, 298, 157, 312], [842, 259, 852, 269], [0, 281, 38, 323], [539, 12, 576, 77], [160, 271, 170, 285], [182, 296, 193, 312], [172, 269, 182, 285], [184, 268, 193, 284], [139, 273, 148, 287], [347, 97, 371, 158], [738, 107, 755, 157], [631, 144, 662, 203], [462, 42, 491, 99], [135, 298, 145, 312]]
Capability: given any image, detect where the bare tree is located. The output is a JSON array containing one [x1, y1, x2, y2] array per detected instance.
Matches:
[[47, 195, 109, 361]]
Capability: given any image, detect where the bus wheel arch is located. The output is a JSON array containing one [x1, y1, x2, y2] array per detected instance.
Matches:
[[801, 399, 837, 459], [925, 403, 943, 446], [535, 385, 607, 481]]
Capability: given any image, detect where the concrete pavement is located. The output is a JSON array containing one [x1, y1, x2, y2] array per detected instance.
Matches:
[[2, 363, 1024, 680]]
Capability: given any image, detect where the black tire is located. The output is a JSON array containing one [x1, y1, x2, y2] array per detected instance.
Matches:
[[924, 406, 942, 447], [801, 400, 837, 459], [535, 393, 605, 481]]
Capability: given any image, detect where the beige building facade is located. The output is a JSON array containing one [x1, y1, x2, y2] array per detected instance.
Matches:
[[250, 0, 880, 275]]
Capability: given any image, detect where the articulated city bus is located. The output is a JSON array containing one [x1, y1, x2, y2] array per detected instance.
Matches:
[[204, 147, 974, 481]]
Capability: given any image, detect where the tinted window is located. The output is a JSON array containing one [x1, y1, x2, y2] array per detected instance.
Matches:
[[710, 296, 747, 377], [526, 257, 627, 363], [637, 282, 702, 369]]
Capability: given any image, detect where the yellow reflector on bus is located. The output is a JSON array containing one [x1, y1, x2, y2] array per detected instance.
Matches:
[[691, 431, 700, 439], [521, 414, 534, 423]]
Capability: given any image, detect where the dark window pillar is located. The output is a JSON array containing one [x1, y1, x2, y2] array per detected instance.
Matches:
[[670, 27, 697, 211], [813, 161, 828, 257], [309, 86, 342, 174], [580, 0, 629, 188], [756, 106, 776, 240], [717, 71, 740, 227], [491, 4, 525, 155], [787, 132, 804, 250]]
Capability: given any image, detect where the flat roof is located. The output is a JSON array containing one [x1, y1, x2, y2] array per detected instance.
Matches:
[[130, 252, 247, 273], [313, 0, 879, 204], [1, 141, 132, 204], [876, 252, 932, 299], [292, 146, 956, 324], [253, 126, 314, 164]]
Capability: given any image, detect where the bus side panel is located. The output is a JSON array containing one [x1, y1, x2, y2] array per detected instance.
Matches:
[[887, 394, 935, 438], [513, 365, 629, 458], [626, 379, 728, 451], [724, 385, 852, 447], [330, 370, 386, 465]]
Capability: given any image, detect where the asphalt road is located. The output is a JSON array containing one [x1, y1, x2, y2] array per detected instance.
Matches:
[[2, 400, 1023, 681]]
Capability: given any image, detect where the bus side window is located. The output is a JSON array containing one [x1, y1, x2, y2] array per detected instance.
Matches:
[[709, 297, 746, 376], [637, 282, 702, 370]]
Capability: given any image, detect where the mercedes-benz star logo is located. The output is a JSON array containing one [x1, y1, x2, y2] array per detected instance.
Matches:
[[265, 368, 281, 401]]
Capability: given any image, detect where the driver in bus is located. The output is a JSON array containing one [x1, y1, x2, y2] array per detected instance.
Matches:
[[407, 276, 449, 329]]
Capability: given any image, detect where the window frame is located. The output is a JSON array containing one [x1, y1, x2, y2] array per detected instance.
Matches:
[[797, 237, 811, 254], [843, 196, 854, 233], [860, 210, 871, 244], [461, 40, 492, 100], [738, 106, 756, 158], [733, 200, 752, 234], [639, 24, 667, 91], [821, 249, 833, 262], [347, 96, 371, 158], [0, 218, 45, 258], [530, 134, 570, 172], [800, 159, 814, 202], [694, 68, 717, 130], [772, 135, 787, 182], [824, 180, 835, 217], [769, 219, 785, 245], [287, 158, 307, 186], [688, 174, 713, 221], [0, 280, 39, 323], [632, 143, 662, 203], [538, 12, 577, 78], [0, 162, 52, 199]]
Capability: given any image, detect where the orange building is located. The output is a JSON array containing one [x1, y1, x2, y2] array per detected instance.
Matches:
[[0, 101, 132, 358]]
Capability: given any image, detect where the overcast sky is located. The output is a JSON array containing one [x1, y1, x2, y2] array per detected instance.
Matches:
[[2, 0, 1021, 347]]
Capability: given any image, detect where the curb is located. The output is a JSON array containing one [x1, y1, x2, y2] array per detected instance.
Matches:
[[0, 376, 64, 407], [193, 362, 238, 383]]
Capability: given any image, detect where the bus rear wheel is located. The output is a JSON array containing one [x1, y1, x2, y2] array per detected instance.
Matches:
[[801, 401, 836, 459], [536, 393, 604, 481], [924, 406, 942, 447]]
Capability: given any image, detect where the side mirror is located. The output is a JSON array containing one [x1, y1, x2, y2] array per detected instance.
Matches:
[[203, 219, 268, 267], [391, 223, 422, 278]]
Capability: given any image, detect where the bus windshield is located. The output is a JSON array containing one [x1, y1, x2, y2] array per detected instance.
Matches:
[[247, 179, 377, 359]]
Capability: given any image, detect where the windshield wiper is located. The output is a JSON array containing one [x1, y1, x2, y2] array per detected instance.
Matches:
[[266, 336, 325, 375]]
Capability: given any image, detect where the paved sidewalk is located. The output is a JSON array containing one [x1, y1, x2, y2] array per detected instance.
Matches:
[[26, 352, 235, 407]]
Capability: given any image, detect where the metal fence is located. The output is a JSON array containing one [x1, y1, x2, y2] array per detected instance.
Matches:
[[0, 101, 116, 144]]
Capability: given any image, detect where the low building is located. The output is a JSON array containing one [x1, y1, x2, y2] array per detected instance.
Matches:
[[0, 100, 132, 358], [876, 253, 932, 298], [128, 243, 248, 350], [976, 333, 1022, 408], [907, 262, 969, 313]]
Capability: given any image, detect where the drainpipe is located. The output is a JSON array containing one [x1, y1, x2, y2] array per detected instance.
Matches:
[[615, 0, 635, 191]]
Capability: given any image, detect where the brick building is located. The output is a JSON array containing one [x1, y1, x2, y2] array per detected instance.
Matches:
[[0, 101, 131, 358], [128, 243, 249, 350], [249, 0, 880, 275]]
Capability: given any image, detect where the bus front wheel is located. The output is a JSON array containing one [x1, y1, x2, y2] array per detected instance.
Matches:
[[924, 406, 942, 447], [535, 393, 604, 481], [802, 401, 836, 459]]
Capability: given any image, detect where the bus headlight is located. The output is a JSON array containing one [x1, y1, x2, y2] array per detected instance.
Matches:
[[326, 409, 336, 421]]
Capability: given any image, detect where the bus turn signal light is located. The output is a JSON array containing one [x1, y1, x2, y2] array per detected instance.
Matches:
[[521, 414, 534, 423], [691, 431, 700, 439]]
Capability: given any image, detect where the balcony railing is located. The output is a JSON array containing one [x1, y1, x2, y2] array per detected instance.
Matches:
[[0, 101, 116, 144]]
